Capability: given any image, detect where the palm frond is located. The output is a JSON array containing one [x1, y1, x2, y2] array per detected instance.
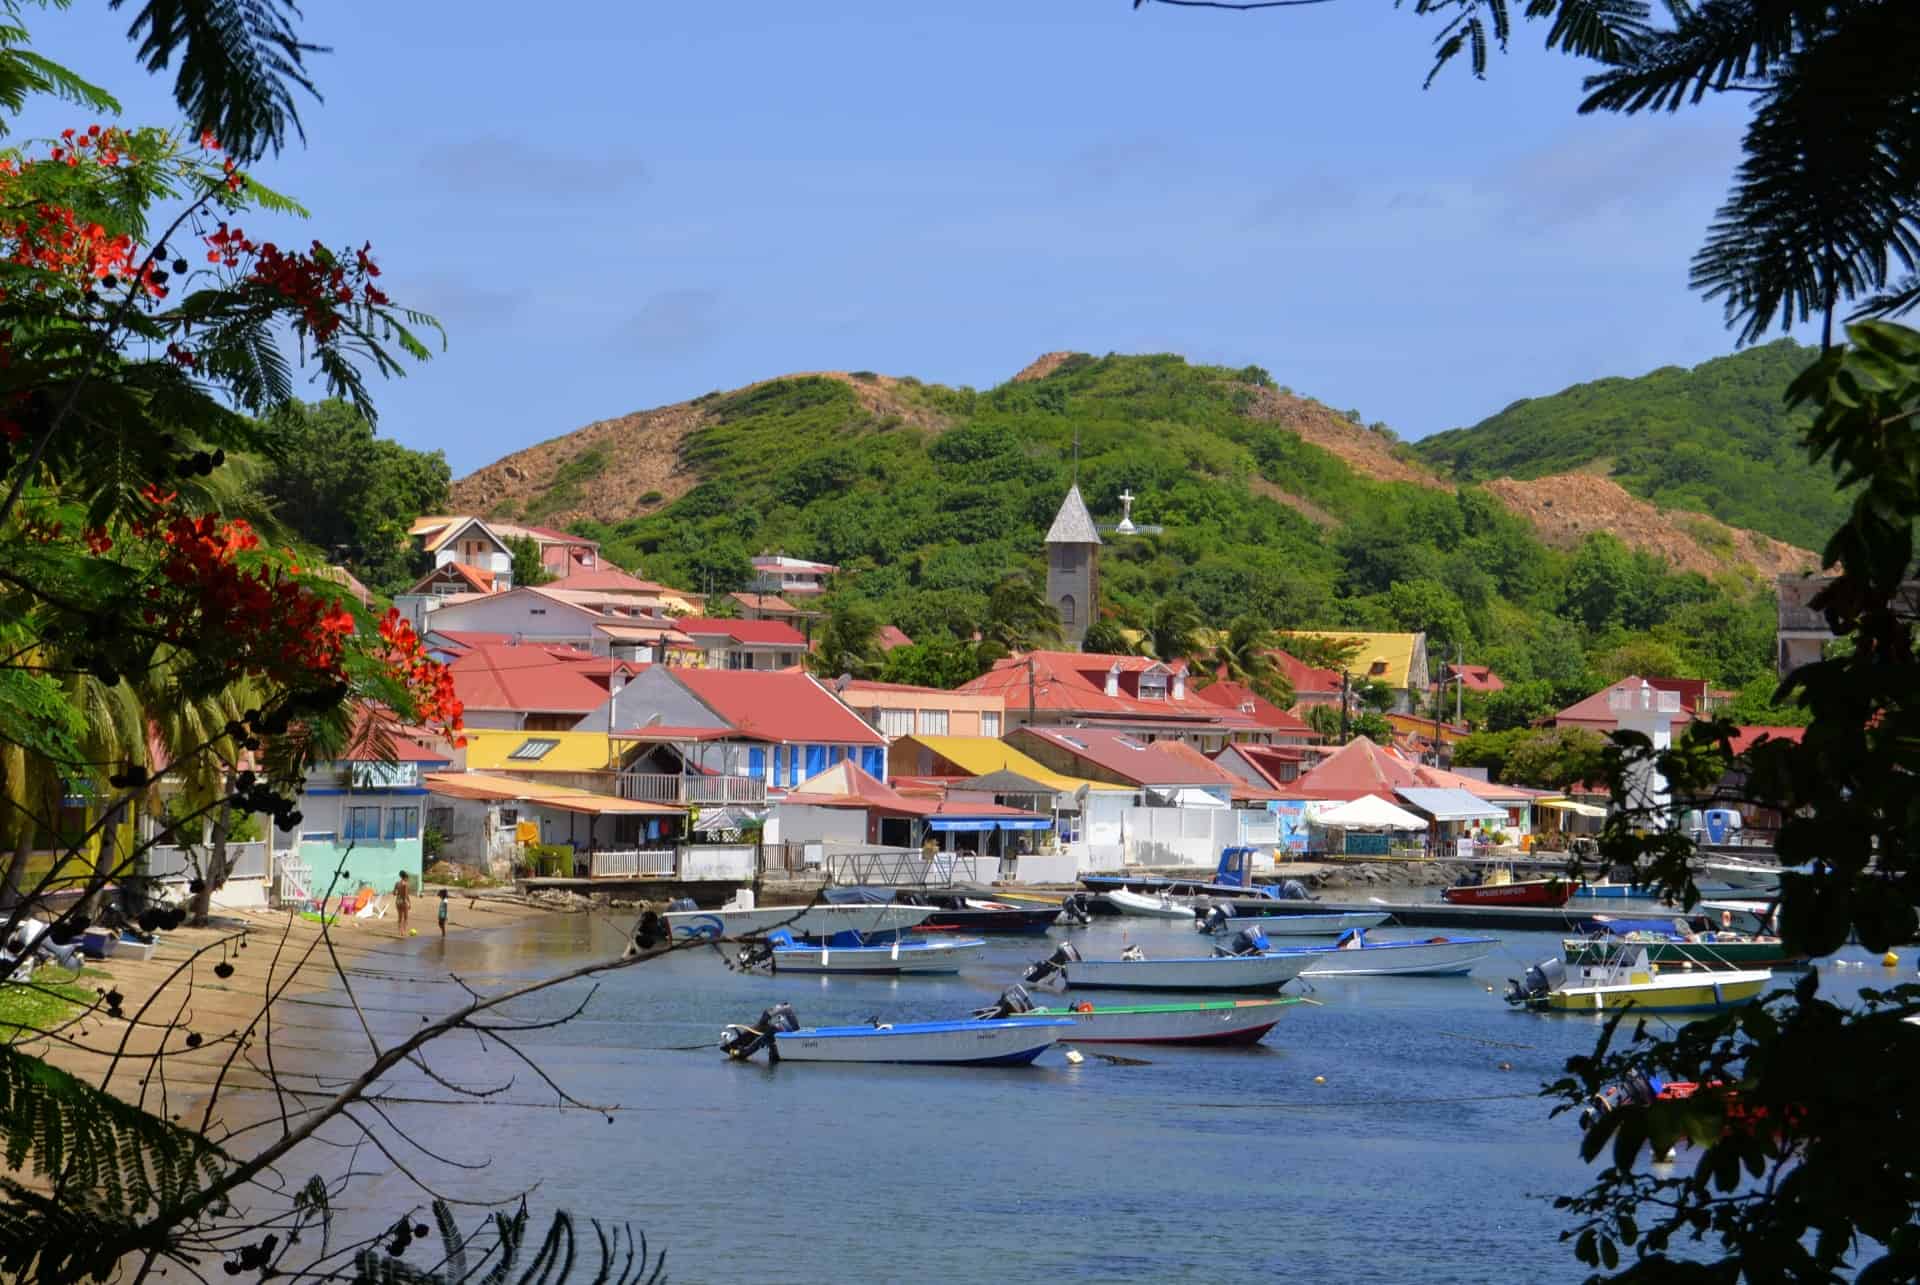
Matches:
[[109, 0, 328, 162]]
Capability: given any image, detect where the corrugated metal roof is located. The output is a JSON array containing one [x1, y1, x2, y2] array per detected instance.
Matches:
[[424, 771, 678, 815], [1393, 787, 1506, 821], [897, 735, 1126, 793], [460, 730, 617, 773]]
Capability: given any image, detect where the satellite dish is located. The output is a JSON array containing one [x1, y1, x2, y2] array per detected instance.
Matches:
[[1096, 489, 1165, 537]]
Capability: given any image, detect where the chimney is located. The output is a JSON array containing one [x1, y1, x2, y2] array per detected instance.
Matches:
[[1105, 663, 1120, 698]]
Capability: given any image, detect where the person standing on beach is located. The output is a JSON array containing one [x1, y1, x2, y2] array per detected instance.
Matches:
[[393, 875, 412, 935], [437, 888, 449, 938]]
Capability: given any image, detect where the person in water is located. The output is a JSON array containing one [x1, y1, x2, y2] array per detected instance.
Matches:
[[393, 876, 412, 935], [437, 888, 450, 938]]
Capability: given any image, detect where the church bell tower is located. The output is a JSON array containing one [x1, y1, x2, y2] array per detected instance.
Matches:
[[1045, 485, 1101, 647]]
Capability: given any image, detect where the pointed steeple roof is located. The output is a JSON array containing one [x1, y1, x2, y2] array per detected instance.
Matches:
[[1045, 485, 1102, 545]]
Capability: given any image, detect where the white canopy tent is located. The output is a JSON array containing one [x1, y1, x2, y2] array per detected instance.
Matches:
[[1315, 794, 1428, 831]]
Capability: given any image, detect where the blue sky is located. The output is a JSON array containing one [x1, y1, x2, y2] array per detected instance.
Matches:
[[21, 2, 1786, 474]]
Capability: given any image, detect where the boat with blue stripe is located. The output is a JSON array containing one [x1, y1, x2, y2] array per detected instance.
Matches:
[[719, 1003, 1070, 1065], [736, 929, 986, 975]]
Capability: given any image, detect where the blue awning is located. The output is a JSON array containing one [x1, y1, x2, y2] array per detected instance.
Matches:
[[927, 816, 1053, 832]]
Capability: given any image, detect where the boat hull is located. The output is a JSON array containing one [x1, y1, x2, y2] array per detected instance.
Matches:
[[1031, 998, 1301, 1045], [1220, 911, 1390, 937], [1698, 861, 1782, 891], [1108, 889, 1197, 920], [667, 904, 934, 941], [1442, 879, 1574, 908], [769, 939, 985, 975], [1059, 951, 1322, 992], [1537, 969, 1772, 1012], [1563, 938, 1803, 968], [909, 906, 1062, 935], [1299, 936, 1498, 977], [771, 1018, 1072, 1064]]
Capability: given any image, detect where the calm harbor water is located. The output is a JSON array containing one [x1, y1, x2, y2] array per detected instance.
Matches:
[[287, 905, 1887, 1284]]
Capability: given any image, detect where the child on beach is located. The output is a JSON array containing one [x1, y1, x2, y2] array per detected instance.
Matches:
[[437, 888, 449, 938], [393, 876, 412, 935]]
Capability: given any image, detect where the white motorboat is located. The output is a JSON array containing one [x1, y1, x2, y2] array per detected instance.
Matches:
[[739, 930, 985, 975], [666, 902, 934, 941], [1108, 887, 1198, 920], [1697, 858, 1784, 891], [1022, 933, 1323, 992], [719, 1003, 1069, 1065], [1295, 929, 1499, 977], [1197, 905, 1390, 937], [1506, 947, 1773, 1013], [1012, 995, 1302, 1045]]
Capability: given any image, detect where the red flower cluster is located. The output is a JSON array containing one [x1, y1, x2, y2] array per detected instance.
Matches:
[[50, 125, 131, 169], [204, 225, 391, 343], [4, 203, 150, 291], [374, 608, 465, 743]]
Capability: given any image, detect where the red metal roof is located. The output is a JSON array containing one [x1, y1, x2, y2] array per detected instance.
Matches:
[[1728, 725, 1807, 755], [1292, 736, 1423, 800], [448, 643, 636, 714], [675, 617, 810, 647], [957, 651, 1262, 729], [728, 592, 801, 614], [877, 625, 914, 651], [546, 566, 664, 593], [1218, 743, 1310, 791], [1556, 676, 1702, 728], [1270, 649, 1344, 696], [1014, 726, 1236, 787], [670, 669, 886, 746], [1448, 664, 1505, 693], [1190, 678, 1318, 736]]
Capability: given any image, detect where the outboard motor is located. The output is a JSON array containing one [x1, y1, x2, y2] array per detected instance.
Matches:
[[1579, 1070, 1662, 1130], [972, 984, 1037, 1020], [665, 897, 698, 913], [1277, 879, 1312, 902], [719, 1002, 800, 1063], [1059, 893, 1094, 927], [1504, 957, 1567, 1007], [1023, 941, 1081, 987], [1198, 903, 1235, 935], [1214, 927, 1270, 958]]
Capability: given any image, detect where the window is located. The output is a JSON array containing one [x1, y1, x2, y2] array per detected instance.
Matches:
[[427, 806, 453, 833], [1058, 595, 1076, 625], [877, 707, 914, 737], [345, 807, 382, 840], [1138, 674, 1168, 700], [508, 737, 559, 761], [530, 607, 547, 616], [386, 807, 420, 840], [498, 808, 519, 828], [980, 712, 1001, 738], [917, 709, 949, 736]]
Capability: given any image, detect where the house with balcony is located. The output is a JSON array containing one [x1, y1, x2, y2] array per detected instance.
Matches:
[[410, 516, 514, 583], [836, 679, 1004, 740], [446, 640, 644, 731], [750, 554, 838, 597], [674, 617, 809, 670], [408, 561, 498, 599], [598, 667, 887, 805], [424, 769, 682, 876], [1553, 675, 1707, 733], [404, 585, 696, 663], [292, 733, 451, 900]]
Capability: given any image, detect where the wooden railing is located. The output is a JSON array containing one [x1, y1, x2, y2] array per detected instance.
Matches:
[[589, 849, 677, 878], [615, 773, 766, 805]]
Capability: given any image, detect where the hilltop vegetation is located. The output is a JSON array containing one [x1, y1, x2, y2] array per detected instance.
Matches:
[[550, 354, 1799, 713], [1415, 340, 1844, 550]]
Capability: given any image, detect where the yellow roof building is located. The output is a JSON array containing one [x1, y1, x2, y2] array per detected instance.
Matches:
[[458, 729, 620, 774], [893, 735, 1128, 793], [1277, 630, 1430, 691]]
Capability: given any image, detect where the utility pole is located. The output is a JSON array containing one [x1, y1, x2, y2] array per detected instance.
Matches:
[[1339, 669, 1350, 744], [1027, 654, 1037, 728]]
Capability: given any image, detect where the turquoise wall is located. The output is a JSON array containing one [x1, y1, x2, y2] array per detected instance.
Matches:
[[299, 837, 422, 907]]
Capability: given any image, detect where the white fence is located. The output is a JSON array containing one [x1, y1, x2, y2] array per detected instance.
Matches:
[[1117, 808, 1276, 868], [682, 844, 755, 881], [143, 841, 270, 883], [589, 849, 677, 878]]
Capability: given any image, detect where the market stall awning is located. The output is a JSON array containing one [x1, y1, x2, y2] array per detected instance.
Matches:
[[1537, 798, 1608, 818], [927, 815, 1053, 832], [1393, 787, 1507, 822], [1315, 794, 1428, 831]]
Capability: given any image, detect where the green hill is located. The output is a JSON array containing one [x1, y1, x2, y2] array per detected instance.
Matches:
[[1413, 339, 1843, 551], [451, 354, 1800, 709]]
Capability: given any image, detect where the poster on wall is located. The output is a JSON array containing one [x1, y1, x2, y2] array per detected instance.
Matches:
[[1270, 801, 1310, 853]]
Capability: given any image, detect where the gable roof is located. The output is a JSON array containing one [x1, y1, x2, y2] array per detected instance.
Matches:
[[957, 651, 1263, 729], [447, 642, 639, 714], [1190, 678, 1318, 736], [891, 734, 1128, 793], [727, 591, 801, 615], [1015, 726, 1234, 787], [413, 515, 509, 556], [410, 562, 496, 595], [1277, 631, 1423, 689], [877, 625, 914, 651], [1217, 742, 1312, 791], [425, 771, 678, 815], [1270, 649, 1344, 696], [546, 566, 664, 593], [675, 617, 809, 647], [1449, 664, 1505, 693], [1292, 735, 1423, 800], [1045, 485, 1102, 545], [1555, 676, 1698, 728], [668, 669, 885, 746]]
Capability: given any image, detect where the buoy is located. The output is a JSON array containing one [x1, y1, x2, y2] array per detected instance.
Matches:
[[1064, 1048, 1084, 1065], [1313, 1075, 1327, 1085], [1497, 1061, 1513, 1071], [1484, 985, 1494, 992], [1884, 951, 1900, 967]]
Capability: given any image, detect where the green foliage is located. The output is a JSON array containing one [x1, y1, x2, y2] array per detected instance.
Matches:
[[0, 1043, 230, 1280], [877, 638, 980, 689], [1417, 341, 1845, 549], [810, 600, 882, 680], [1452, 725, 1607, 788], [1078, 618, 1133, 655], [352, 1199, 667, 1285], [505, 535, 550, 588], [257, 398, 450, 594]]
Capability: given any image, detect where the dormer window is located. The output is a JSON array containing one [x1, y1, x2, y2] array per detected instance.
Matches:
[[1138, 673, 1168, 701]]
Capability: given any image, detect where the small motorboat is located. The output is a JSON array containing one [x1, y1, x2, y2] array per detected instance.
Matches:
[[1296, 928, 1499, 977], [1571, 880, 1650, 900], [1505, 946, 1772, 1013], [1442, 866, 1574, 908], [1108, 887, 1198, 920], [1079, 847, 1311, 901], [1196, 904, 1390, 937], [973, 983, 1302, 1046], [821, 886, 1064, 935], [736, 930, 986, 976], [1022, 929, 1324, 993], [1562, 916, 1805, 969], [1696, 857, 1785, 891], [665, 900, 934, 942], [1699, 899, 1778, 935], [719, 1003, 1070, 1066]]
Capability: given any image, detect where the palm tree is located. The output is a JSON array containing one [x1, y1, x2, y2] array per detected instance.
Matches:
[[1079, 617, 1133, 655], [981, 574, 1063, 653], [1139, 596, 1205, 662], [1197, 615, 1295, 709], [142, 672, 252, 927], [808, 601, 883, 681]]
